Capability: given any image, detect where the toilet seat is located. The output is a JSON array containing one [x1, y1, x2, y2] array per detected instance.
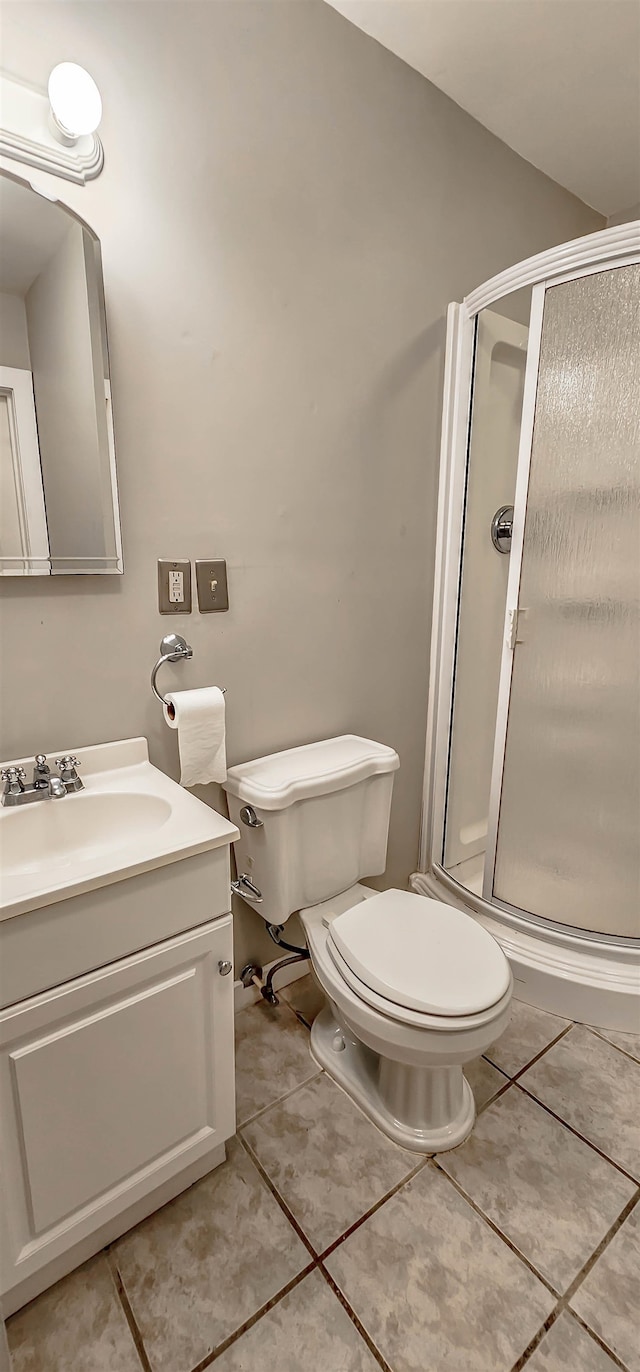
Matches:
[[326, 933, 512, 1032], [327, 888, 511, 1020]]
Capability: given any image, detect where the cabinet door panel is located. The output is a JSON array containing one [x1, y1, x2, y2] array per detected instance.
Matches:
[[14, 967, 209, 1232], [0, 917, 234, 1290]]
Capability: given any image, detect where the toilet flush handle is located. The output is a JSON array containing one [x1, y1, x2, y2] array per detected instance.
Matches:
[[231, 873, 263, 903], [239, 805, 263, 828]]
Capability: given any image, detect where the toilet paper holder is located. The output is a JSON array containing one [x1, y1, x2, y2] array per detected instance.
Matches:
[[151, 633, 226, 716]]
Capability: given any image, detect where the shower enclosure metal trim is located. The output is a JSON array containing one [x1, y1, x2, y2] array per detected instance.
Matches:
[[482, 280, 546, 910], [415, 222, 640, 1028]]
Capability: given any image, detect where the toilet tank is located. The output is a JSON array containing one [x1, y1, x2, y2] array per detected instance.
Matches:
[[223, 736, 400, 926]]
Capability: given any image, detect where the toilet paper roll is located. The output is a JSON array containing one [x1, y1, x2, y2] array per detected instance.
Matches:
[[163, 686, 226, 787]]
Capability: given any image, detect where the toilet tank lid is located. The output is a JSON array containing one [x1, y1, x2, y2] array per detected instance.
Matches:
[[223, 736, 399, 810]]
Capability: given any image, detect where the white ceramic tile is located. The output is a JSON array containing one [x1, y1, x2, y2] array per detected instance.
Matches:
[[523, 1312, 620, 1371], [243, 1072, 417, 1252], [214, 1269, 380, 1370], [520, 1025, 640, 1178], [571, 1203, 640, 1372], [112, 1138, 309, 1372], [485, 999, 570, 1076], [440, 1086, 635, 1290], [326, 1164, 555, 1372], [235, 999, 320, 1126], [7, 1256, 139, 1372]]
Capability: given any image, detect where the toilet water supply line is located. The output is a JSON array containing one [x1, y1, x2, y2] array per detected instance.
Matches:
[[244, 925, 311, 1006]]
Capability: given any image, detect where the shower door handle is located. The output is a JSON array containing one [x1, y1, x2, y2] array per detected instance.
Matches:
[[491, 504, 514, 553], [507, 607, 529, 650]]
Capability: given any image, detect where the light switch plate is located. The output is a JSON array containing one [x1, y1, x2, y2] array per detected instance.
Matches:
[[158, 559, 191, 613], [195, 559, 229, 612]]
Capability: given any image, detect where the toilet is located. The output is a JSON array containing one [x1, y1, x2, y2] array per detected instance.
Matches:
[[224, 736, 512, 1153]]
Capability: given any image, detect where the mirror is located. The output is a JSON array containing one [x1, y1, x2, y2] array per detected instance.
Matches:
[[0, 171, 122, 575]]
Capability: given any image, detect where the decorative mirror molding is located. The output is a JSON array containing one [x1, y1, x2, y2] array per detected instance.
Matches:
[[0, 71, 103, 185], [0, 170, 123, 575]]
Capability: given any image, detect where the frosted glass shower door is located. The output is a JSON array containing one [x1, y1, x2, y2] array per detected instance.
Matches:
[[487, 264, 640, 938]]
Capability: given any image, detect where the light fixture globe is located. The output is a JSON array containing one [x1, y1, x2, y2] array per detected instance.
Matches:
[[48, 62, 102, 144]]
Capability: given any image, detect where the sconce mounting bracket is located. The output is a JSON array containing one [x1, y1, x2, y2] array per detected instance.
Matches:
[[0, 71, 103, 185]]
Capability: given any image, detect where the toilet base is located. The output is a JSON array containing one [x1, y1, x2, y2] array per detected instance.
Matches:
[[310, 1006, 476, 1154]]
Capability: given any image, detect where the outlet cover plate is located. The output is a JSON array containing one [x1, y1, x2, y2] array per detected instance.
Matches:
[[195, 559, 229, 612], [158, 559, 191, 614]]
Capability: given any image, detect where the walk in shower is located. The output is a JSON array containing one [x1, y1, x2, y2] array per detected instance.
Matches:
[[414, 224, 639, 1031]]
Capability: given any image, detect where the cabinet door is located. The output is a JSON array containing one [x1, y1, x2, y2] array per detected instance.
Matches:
[[0, 917, 234, 1294]]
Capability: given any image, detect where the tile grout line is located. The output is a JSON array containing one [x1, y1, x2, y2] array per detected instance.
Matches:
[[437, 1146, 639, 1318], [200, 1109, 404, 1372], [510, 1308, 562, 1372], [240, 1021, 436, 1264], [510, 1303, 630, 1372], [586, 1026, 640, 1068], [509, 1190, 640, 1372], [237, 1065, 322, 1132], [485, 1020, 574, 1082], [280, 994, 316, 1030], [239, 1073, 445, 1272], [190, 1263, 317, 1372], [106, 1253, 153, 1372], [278, 993, 315, 1028], [567, 1308, 631, 1371], [514, 1080, 640, 1186], [559, 1188, 640, 1307], [317, 1263, 394, 1372], [237, 1131, 319, 1262], [317, 1154, 431, 1262], [475, 1075, 513, 1114], [432, 1160, 561, 1298]]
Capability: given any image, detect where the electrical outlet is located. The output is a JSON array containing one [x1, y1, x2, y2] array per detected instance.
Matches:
[[169, 569, 184, 603], [157, 559, 191, 613], [195, 559, 229, 612]]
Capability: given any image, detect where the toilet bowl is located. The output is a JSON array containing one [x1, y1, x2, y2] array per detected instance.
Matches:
[[301, 884, 512, 1152], [223, 735, 512, 1154]]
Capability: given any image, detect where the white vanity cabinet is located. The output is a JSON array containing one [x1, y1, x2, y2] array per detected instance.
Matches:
[[0, 916, 235, 1315], [0, 737, 240, 1316]]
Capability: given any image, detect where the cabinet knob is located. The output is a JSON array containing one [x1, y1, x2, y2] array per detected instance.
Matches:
[[218, 959, 233, 977]]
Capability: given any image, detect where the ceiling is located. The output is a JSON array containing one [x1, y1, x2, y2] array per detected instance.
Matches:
[[325, 0, 640, 217]]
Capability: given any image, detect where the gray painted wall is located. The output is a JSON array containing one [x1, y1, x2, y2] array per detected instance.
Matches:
[[0, 0, 602, 969], [0, 293, 30, 370]]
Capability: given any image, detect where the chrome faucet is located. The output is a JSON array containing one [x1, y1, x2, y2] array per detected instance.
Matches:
[[1, 754, 83, 806], [33, 754, 51, 790]]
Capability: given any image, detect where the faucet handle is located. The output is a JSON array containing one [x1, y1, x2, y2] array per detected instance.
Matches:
[[55, 756, 83, 791], [1, 766, 26, 789]]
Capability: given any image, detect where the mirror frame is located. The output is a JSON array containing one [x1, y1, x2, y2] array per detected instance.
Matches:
[[0, 168, 123, 576]]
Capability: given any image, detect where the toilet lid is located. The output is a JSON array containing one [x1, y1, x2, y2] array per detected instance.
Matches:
[[328, 889, 511, 1016]]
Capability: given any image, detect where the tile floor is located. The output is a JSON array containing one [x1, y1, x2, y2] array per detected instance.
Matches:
[[8, 975, 639, 1372]]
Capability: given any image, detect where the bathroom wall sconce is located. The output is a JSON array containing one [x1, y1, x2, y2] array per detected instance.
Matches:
[[0, 64, 104, 184]]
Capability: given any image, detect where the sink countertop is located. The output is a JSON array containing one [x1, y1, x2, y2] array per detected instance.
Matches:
[[0, 737, 239, 922]]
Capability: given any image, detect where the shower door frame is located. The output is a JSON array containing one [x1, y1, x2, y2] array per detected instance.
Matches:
[[418, 222, 640, 969]]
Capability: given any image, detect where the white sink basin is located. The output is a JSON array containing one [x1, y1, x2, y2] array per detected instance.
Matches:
[[3, 792, 172, 877], [0, 738, 238, 919]]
